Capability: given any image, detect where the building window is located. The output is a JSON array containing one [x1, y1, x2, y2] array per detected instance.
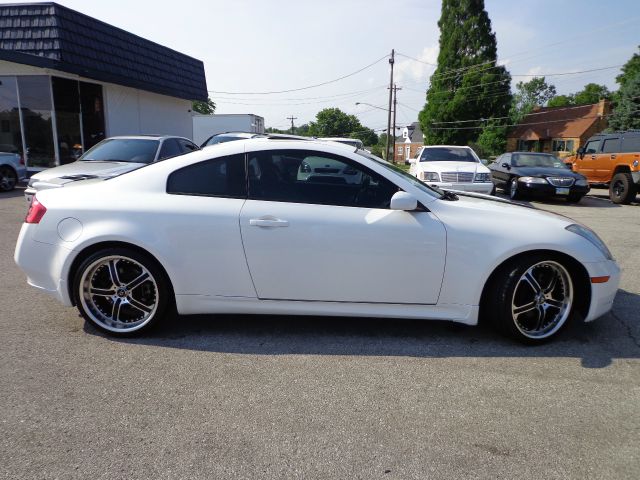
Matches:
[[17, 76, 56, 168], [0, 76, 22, 160], [552, 139, 574, 152]]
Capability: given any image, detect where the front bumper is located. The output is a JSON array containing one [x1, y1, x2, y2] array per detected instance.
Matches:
[[427, 181, 494, 194], [518, 181, 590, 198], [583, 259, 621, 322]]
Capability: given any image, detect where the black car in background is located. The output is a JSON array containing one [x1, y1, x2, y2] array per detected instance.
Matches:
[[489, 152, 590, 203]]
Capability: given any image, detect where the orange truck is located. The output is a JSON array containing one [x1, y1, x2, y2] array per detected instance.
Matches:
[[566, 130, 640, 204]]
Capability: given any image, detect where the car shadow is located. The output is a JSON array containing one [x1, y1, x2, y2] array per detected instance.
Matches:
[[495, 190, 622, 208], [85, 289, 640, 370], [0, 186, 26, 200]]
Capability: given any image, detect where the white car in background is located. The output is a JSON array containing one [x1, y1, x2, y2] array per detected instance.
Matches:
[[15, 139, 620, 344], [409, 145, 495, 194]]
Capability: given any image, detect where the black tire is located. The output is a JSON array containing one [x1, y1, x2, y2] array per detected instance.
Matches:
[[509, 177, 521, 200], [0, 166, 17, 192], [73, 247, 171, 336], [566, 193, 583, 203], [485, 254, 576, 344], [490, 185, 497, 196], [609, 172, 637, 204]]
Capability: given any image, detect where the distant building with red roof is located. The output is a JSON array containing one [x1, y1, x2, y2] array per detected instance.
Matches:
[[506, 99, 610, 157]]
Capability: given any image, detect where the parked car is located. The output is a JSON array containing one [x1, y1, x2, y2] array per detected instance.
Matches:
[[15, 138, 619, 344], [0, 144, 27, 192], [409, 145, 494, 194], [24, 135, 199, 204], [318, 137, 365, 150], [565, 130, 640, 204], [490, 152, 590, 202], [201, 131, 264, 148]]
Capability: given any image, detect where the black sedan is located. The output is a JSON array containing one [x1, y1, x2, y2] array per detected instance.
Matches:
[[489, 152, 590, 203]]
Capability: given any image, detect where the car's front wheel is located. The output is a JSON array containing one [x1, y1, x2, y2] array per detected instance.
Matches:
[[0, 166, 17, 192], [73, 248, 171, 336], [488, 255, 575, 344], [509, 177, 521, 200]]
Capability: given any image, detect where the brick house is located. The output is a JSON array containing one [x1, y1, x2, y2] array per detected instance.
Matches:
[[506, 99, 610, 158], [394, 122, 424, 163]]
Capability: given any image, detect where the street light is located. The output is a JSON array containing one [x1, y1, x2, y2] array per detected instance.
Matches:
[[355, 102, 388, 112]]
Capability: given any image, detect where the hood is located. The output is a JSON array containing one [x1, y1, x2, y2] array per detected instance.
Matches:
[[514, 166, 584, 179], [30, 161, 144, 183], [417, 161, 489, 174]]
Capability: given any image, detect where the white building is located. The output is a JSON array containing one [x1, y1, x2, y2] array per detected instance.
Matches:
[[0, 2, 207, 170]]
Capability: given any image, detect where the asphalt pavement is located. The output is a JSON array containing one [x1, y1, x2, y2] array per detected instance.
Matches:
[[1, 187, 638, 479]]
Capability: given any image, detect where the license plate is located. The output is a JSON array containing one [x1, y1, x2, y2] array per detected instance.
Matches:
[[556, 187, 570, 195]]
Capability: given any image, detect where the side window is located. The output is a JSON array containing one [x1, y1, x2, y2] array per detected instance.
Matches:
[[167, 153, 246, 197], [621, 136, 640, 153], [247, 149, 398, 209], [178, 139, 199, 153], [583, 140, 601, 154], [502, 154, 511, 165], [158, 139, 182, 160], [601, 138, 620, 154]]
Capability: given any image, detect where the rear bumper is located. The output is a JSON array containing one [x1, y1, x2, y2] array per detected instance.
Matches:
[[583, 259, 621, 322], [14, 224, 75, 306], [428, 182, 494, 194]]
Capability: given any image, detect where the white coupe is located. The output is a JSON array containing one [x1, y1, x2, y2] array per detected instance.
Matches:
[[409, 145, 495, 194], [14, 138, 620, 343]]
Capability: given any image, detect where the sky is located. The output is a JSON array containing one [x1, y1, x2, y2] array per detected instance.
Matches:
[[14, 0, 640, 133]]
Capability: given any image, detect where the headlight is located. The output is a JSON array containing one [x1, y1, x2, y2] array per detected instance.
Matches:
[[519, 176, 547, 184], [575, 178, 588, 186], [420, 171, 440, 182], [566, 224, 613, 260], [474, 173, 491, 182]]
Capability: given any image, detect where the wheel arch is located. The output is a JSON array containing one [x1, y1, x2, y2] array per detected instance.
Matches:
[[612, 165, 631, 175], [478, 249, 591, 325], [67, 240, 175, 307]]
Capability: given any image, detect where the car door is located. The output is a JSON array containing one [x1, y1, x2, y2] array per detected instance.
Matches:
[[575, 138, 601, 182], [239, 148, 447, 304], [491, 153, 511, 187], [598, 136, 620, 182]]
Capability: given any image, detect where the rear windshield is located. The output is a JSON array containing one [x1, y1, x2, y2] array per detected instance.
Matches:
[[420, 147, 478, 162], [80, 139, 159, 163], [203, 135, 248, 147], [512, 153, 565, 168]]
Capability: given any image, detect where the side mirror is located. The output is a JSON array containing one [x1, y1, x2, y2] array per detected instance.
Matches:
[[390, 191, 418, 211], [576, 147, 585, 159], [501, 163, 511, 169]]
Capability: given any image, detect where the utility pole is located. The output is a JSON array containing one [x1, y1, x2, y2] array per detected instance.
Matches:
[[287, 115, 297, 134], [392, 84, 401, 164], [385, 49, 395, 161]]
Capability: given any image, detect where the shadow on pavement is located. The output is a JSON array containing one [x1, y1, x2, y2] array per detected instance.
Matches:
[[87, 289, 640, 370]]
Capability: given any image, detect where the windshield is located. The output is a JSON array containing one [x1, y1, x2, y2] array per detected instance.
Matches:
[[356, 150, 443, 199], [420, 147, 478, 163], [80, 139, 160, 163], [512, 153, 566, 168], [203, 135, 249, 147]]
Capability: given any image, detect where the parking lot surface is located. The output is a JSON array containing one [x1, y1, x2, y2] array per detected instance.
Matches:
[[1, 187, 639, 479]]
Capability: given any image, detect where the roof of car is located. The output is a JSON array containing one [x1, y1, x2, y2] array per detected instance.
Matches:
[[106, 135, 193, 142], [420, 145, 473, 149]]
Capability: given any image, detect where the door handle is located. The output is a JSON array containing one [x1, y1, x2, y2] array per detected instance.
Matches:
[[249, 218, 289, 227], [611, 154, 616, 159], [591, 155, 596, 159]]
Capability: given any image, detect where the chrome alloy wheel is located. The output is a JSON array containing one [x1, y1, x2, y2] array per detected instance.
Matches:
[[511, 261, 573, 339], [79, 255, 159, 333]]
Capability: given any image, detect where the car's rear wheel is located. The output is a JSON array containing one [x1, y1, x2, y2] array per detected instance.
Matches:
[[488, 255, 575, 344], [73, 248, 170, 336], [0, 166, 17, 192], [609, 172, 637, 204]]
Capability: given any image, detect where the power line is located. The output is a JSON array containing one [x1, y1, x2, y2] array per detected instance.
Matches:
[[209, 54, 389, 95]]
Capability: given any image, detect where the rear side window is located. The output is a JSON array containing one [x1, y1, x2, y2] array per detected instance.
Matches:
[[178, 139, 198, 153], [167, 153, 246, 197], [601, 138, 620, 153], [621, 136, 640, 153]]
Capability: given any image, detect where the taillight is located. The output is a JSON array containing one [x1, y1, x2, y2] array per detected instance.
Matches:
[[25, 196, 47, 224]]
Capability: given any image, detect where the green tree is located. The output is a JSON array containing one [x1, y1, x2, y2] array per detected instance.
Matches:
[[475, 122, 507, 157], [512, 77, 556, 120], [370, 133, 388, 158], [192, 96, 216, 115], [265, 127, 288, 134], [616, 46, 640, 89], [295, 123, 311, 136], [419, 0, 512, 145], [573, 83, 611, 105], [307, 108, 362, 137], [547, 94, 574, 108], [608, 72, 640, 131], [350, 128, 378, 146]]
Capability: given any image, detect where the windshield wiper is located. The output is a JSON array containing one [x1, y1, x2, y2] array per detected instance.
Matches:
[[441, 190, 459, 201]]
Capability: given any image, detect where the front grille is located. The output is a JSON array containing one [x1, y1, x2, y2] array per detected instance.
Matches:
[[441, 172, 474, 183], [547, 177, 575, 187]]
